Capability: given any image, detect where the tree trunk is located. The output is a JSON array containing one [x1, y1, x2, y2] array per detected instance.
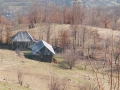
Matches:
[[70, 66, 72, 69]]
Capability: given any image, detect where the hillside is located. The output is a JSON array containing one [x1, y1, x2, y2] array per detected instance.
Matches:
[[0, 23, 120, 90], [0, 82, 31, 90], [77, 0, 120, 7], [0, 0, 120, 90], [0, 49, 96, 90], [0, 0, 120, 8], [0, 48, 114, 90], [0, 0, 120, 21]]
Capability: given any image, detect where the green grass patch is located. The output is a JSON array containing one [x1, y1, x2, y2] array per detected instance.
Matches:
[[58, 61, 69, 69], [23, 50, 32, 55], [77, 66, 87, 71], [53, 55, 63, 62]]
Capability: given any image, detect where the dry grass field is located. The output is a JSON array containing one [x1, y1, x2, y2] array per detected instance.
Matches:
[[0, 49, 117, 90], [0, 49, 95, 90]]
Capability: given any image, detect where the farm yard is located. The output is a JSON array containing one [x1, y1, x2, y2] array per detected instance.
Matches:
[[0, 1, 120, 90], [0, 23, 119, 90]]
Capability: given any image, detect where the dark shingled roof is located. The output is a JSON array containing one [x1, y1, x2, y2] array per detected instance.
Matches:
[[12, 31, 35, 42]]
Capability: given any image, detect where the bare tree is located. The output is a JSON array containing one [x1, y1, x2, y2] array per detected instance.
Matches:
[[0, 15, 10, 44], [70, 25, 78, 51], [17, 69, 23, 86], [87, 8, 100, 27], [28, 2, 41, 23], [49, 75, 67, 90], [113, 40, 120, 64], [72, 1, 80, 24], [46, 23, 51, 43], [91, 30, 101, 59], [101, 13, 110, 28], [5, 26, 12, 45], [110, 6, 120, 30], [81, 26, 87, 57], [61, 5, 67, 24], [0, 24, 3, 44], [63, 49, 80, 69], [45, 4, 53, 43], [101, 36, 111, 61], [117, 54, 120, 90], [59, 30, 70, 51]]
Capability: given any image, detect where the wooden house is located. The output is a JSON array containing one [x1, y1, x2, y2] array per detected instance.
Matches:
[[12, 31, 36, 49], [30, 40, 55, 62]]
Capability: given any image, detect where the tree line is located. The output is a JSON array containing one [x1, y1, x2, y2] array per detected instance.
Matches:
[[12, 2, 120, 30]]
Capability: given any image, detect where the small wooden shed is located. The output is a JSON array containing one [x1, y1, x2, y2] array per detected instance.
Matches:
[[30, 40, 55, 62], [12, 31, 36, 49]]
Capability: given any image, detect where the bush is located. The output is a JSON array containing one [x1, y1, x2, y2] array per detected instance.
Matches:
[[79, 83, 99, 90], [49, 75, 67, 90], [17, 69, 23, 86]]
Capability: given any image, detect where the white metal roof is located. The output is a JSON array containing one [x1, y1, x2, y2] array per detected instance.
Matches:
[[30, 40, 55, 55]]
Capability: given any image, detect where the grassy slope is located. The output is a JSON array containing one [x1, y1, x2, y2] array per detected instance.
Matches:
[[13, 24, 120, 41], [0, 49, 98, 90], [1, 24, 120, 90], [0, 82, 31, 90]]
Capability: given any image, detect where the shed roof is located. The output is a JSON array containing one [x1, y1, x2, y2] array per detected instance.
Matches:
[[30, 40, 55, 55], [12, 31, 35, 42]]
